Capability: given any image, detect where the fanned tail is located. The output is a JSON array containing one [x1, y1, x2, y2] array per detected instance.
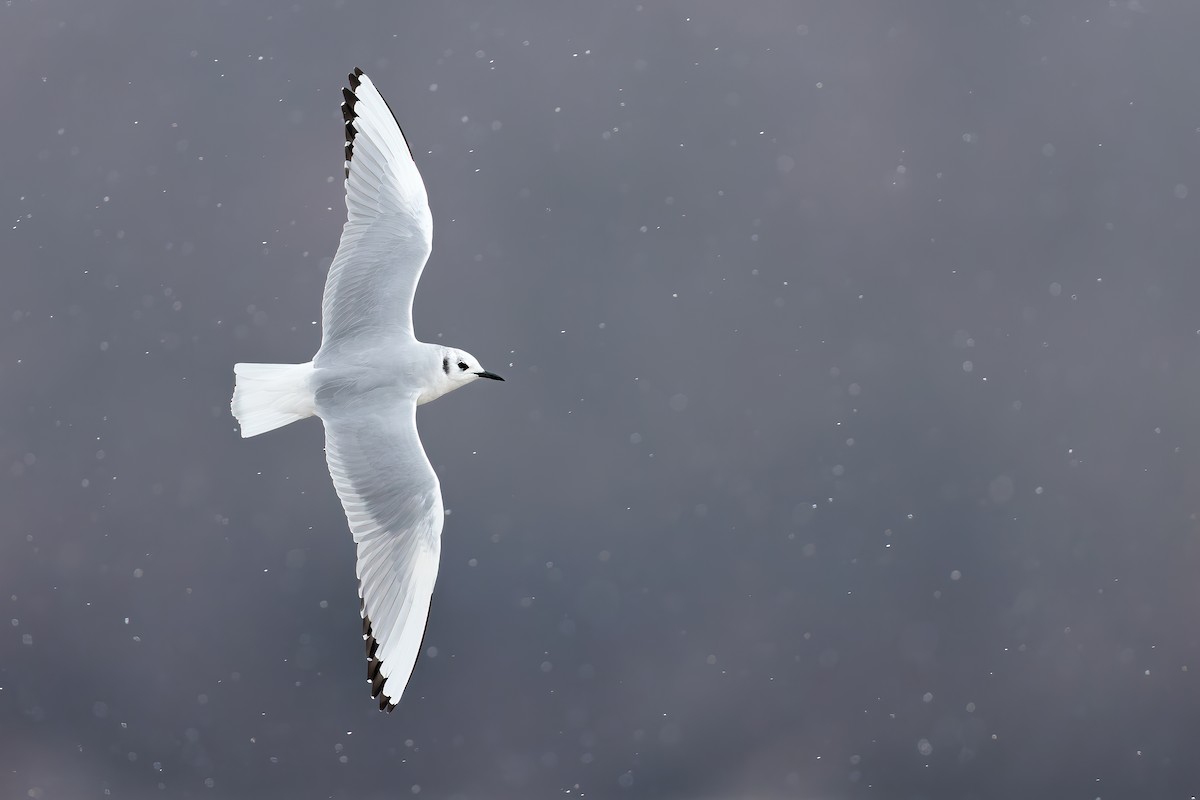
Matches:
[[231, 361, 316, 437]]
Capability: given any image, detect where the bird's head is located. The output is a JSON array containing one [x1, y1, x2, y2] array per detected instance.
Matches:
[[439, 347, 504, 389]]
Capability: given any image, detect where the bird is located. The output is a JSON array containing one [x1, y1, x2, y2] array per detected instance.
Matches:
[[231, 68, 505, 711]]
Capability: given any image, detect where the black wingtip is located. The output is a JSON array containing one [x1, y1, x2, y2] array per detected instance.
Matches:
[[337, 67, 418, 167], [341, 78, 361, 181], [362, 600, 397, 712]]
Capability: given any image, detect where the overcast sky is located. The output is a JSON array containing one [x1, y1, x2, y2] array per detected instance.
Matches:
[[4, 1, 1200, 797]]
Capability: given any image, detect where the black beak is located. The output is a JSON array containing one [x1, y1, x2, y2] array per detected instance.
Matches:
[[475, 371, 505, 381]]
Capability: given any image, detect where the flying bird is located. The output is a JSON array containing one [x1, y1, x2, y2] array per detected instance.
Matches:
[[231, 68, 505, 711]]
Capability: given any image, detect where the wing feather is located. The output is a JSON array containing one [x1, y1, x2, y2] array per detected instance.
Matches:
[[317, 69, 433, 361], [321, 392, 443, 711]]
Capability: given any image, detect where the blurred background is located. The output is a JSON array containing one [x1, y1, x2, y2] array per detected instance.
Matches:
[[3, 1, 1200, 797]]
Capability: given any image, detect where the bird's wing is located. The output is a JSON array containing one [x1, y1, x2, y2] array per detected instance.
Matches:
[[322, 391, 443, 711], [318, 68, 433, 359]]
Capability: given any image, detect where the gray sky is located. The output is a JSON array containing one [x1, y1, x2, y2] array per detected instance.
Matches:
[[4, 0, 1200, 797]]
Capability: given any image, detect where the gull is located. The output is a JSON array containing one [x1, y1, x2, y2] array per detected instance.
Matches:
[[231, 68, 505, 711]]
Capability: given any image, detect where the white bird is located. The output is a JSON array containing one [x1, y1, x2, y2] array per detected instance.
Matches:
[[231, 68, 505, 711]]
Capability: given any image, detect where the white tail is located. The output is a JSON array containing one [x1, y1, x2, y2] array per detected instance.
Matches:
[[231, 361, 317, 437]]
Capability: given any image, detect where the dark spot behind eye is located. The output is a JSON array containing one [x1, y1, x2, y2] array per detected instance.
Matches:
[[442, 357, 449, 374], [458, 362, 468, 371]]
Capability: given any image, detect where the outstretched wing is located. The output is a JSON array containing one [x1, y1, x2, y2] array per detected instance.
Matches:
[[321, 391, 443, 710], [317, 68, 433, 360]]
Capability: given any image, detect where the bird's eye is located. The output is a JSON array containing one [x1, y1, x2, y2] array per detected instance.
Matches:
[[442, 357, 449, 374], [458, 362, 468, 371]]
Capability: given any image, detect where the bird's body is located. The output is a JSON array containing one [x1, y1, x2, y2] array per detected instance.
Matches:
[[231, 69, 503, 711]]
